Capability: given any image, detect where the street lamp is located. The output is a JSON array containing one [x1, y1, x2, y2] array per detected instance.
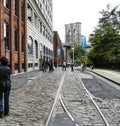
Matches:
[[70, 29, 75, 64], [72, 46, 74, 63]]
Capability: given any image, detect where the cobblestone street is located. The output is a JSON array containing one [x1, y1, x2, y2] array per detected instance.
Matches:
[[0, 68, 120, 126], [0, 69, 63, 126], [62, 70, 120, 126]]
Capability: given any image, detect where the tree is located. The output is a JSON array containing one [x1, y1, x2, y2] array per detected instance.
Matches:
[[88, 4, 120, 69], [69, 44, 86, 64]]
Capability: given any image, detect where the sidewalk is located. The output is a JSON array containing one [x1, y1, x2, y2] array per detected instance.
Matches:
[[11, 70, 41, 90], [89, 68, 120, 85]]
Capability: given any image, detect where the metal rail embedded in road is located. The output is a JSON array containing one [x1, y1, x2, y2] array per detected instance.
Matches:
[[75, 71, 110, 126], [45, 69, 111, 126], [45, 72, 66, 126]]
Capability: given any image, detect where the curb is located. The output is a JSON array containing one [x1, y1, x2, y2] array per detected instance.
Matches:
[[88, 70, 120, 86]]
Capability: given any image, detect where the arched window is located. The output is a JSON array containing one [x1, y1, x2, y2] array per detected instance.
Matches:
[[34, 40, 38, 59], [28, 36, 33, 58]]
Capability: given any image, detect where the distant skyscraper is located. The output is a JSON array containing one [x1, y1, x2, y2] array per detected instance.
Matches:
[[65, 22, 82, 45]]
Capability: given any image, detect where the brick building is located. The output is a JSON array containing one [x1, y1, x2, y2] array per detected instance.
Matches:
[[53, 31, 64, 67], [0, 0, 27, 74]]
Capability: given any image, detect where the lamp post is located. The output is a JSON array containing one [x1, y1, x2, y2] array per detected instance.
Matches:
[[72, 45, 74, 63], [70, 30, 75, 63]]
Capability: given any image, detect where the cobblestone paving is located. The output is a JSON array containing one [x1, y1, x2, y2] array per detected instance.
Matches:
[[62, 70, 105, 126], [62, 70, 120, 126], [11, 70, 41, 90], [0, 68, 120, 126], [0, 69, 63, 126], [95, 98, 120, 126]]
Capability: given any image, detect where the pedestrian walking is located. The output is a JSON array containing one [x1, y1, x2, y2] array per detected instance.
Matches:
[[62, 60, 67, 71], [81, 62, 86, 71], [91, 64, 94, 70], [0, 56, 11, 118], [70, 61, 74, 71], [42, 60, 47, 72], [48, 60, 54, 72]]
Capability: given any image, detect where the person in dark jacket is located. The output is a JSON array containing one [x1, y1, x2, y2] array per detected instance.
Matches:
[[70, 61, 74, 71], [48, 60, 54, 72], [42, 60, 47, 72], [0, 56, 11, 118]]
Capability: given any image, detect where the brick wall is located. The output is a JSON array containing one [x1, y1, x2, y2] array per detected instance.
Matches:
[[0, 0, 27, 74]]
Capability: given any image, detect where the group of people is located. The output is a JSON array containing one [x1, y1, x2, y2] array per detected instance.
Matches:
[[42, 59, 54, 73], [0, 56, 11, 118], [62, 60, 74, 71], [62, 60, 87, 72], [81, 62, 86, 71]]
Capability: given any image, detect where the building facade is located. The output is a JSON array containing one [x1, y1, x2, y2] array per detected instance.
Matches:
[[27, 0, 53, 71], [65, 22, 81, 45], [53, 31, 64, 67], [0, 0, 27, 74], [64, 22, 82, 62]]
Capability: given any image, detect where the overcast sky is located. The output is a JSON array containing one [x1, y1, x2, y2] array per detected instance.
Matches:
[[53, 0, 120, 42]]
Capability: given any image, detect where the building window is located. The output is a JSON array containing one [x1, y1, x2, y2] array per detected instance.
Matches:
[[43, 25, 45, 36], [15, 63, 18, 70], [4, 0, 9, 8], [27, 4, 32, 21], [40, 21, 42, 33], [22, 63, 25, 70], [48, 33, 50, 41], [34, 41, 38, 59], [21, 34, 24, 52], [14, 0, 18, 16], [28, 37, 33, 58], [4, 22, 9, 50], [34, 63, 38, 67], [43, 45, 45, 54], [14, 28, 18, 51], [46, 29, 47, 38], [28, 63, 31, 68], [28, 63, 33, 68], [34, 13, 37, 27], [46, 47, 48, 55], [21, 2, 24, 21], [31, 63, 33, 67]]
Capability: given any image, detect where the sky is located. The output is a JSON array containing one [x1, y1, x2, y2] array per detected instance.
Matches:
[[53, 0, 120, 42]]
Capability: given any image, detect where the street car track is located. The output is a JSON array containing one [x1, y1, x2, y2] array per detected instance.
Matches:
[[75, 71, 110, 126], [45, 72, 66, 126], [45, 70, 110, 126]]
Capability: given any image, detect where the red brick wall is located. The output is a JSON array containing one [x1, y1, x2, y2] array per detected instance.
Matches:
[[0, 0, 27, 74], [53, 31, 64, 66]]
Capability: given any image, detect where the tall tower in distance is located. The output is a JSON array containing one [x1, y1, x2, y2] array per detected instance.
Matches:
[[65, 22, 81, 45]]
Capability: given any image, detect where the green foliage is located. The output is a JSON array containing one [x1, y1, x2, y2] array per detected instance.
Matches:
[[69, 44, 86, 63], [88, 4, 120, 69]]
